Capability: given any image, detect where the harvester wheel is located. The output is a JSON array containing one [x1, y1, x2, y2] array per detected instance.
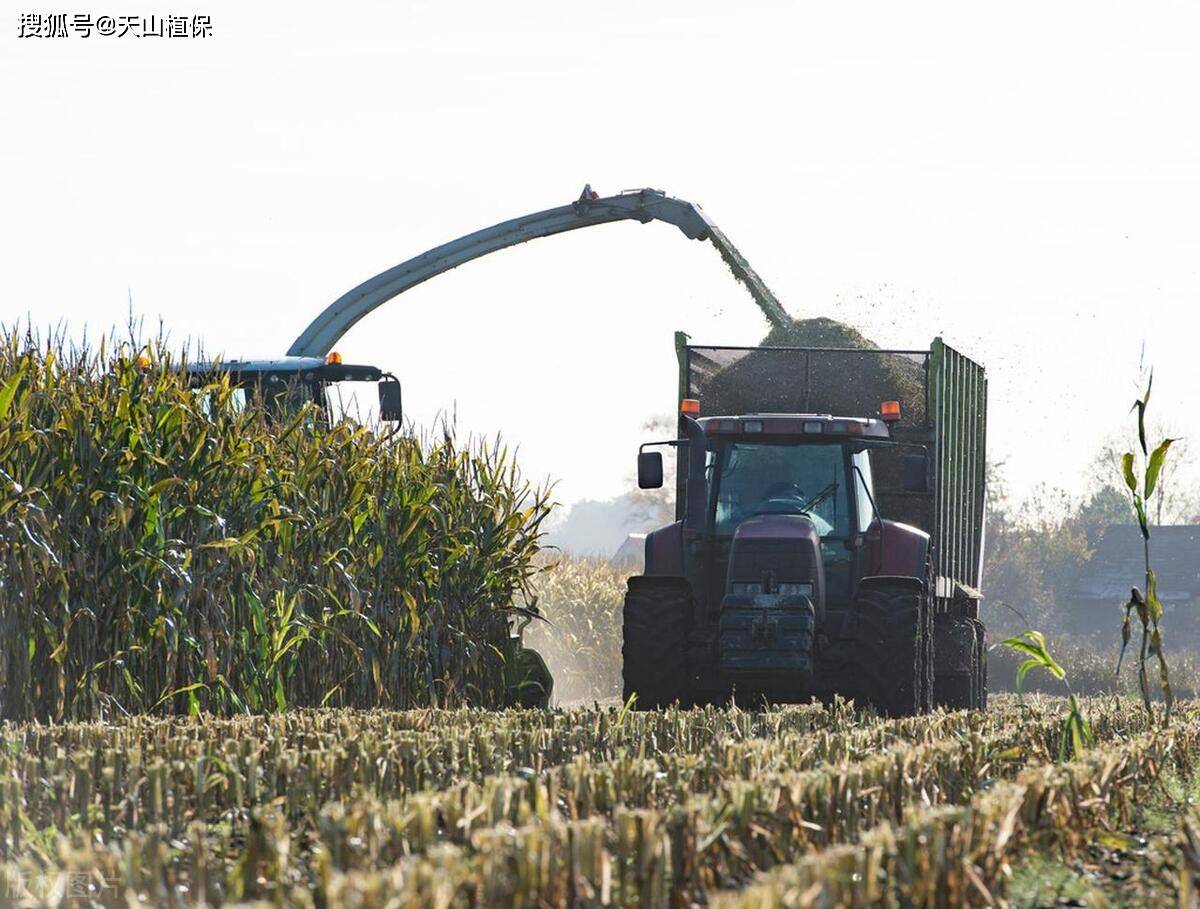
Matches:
[[622, 576, 691, 709], [505, 646, 554, 709], [933, 615, 977, 710], [852, 577, 929, 717]]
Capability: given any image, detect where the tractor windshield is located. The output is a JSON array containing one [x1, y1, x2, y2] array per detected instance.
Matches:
[[712, 442, 850, 538]]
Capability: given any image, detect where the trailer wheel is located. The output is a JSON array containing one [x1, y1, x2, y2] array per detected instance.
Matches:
[[852, 577, 930, 717], [971, 618, 988, 710], [933, 615, 977, 710], [622, 576, 691, 710]]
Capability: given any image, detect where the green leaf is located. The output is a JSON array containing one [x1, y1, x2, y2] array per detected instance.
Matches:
[[1134, 496, 1149, 539], [1121, 452, 1138, 493], [1001, 631, 1065, 680], [617, 691, 637, 725], [1015, 657, 1042, 693], [1002, 631, 1067, 698], [150, 682, 207, 712], [1000, 638, 1045, 660], [1117, 602, 1133, 673], [1067, 695, 1094, 755], [1144, 438, 1176, 499], [1147, 569, 1162, 623], [1134, 372, 1152, 456], [246, 589, 266, 638], [1093, 831, 1143, 850], [0, 365, 26, 421]]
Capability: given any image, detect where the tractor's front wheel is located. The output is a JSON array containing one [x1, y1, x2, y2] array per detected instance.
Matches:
[[622, 576, 691, 710], [852, 576, 930, 717]]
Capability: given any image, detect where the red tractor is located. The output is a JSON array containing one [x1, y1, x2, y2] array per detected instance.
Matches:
[[624, 336, 987, 715]]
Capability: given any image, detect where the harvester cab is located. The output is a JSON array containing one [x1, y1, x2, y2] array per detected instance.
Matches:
[[623, 337, 988, 716], [185, 353, 403, 427]]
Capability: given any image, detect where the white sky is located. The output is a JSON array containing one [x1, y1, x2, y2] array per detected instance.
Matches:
[[3, 0, 1199, 507]]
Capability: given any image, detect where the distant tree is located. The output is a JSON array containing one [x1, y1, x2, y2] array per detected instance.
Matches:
[[1073, 484, 1130, 546], [983, 465, 1097, 638]]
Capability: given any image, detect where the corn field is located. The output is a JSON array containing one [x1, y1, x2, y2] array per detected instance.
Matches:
[[2, 695, 1199, 906], [524, 557, 628, 704], [0, 333, 551, 721]]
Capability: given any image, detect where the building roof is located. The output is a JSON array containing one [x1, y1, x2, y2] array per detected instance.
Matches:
[[1072, 524, 1200, 602], [611, 533, 647, 568]]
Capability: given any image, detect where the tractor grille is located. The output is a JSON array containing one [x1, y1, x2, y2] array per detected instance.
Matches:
[[727, 539, 818, 587]]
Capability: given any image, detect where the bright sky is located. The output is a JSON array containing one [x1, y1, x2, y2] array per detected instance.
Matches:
[[3, 0, 1199, 507]]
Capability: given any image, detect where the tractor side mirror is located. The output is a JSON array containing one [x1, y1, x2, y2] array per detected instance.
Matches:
[[637, 451, 664, 489], [378, 378, 403, 422], [901, 452, 929, 493]]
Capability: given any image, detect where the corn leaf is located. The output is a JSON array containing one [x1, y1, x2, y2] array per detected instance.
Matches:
[[1144, 438, 1176, 499], [1121, 452, 1138, 493]]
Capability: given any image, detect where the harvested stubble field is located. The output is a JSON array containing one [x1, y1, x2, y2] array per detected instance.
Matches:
[[4, 696, 1200, 907]]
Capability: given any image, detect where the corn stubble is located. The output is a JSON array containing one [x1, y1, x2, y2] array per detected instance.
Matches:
[[0, 333, 551, 721], [2, 695, 1199, 906]]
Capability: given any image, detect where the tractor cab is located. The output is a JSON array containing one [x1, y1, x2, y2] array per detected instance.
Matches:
[[186, 353, 403, 426], [684, 411, 917, 615]]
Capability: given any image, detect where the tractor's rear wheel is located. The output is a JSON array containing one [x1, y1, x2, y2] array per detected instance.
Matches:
[[933, 615, 977, 710], [622, 576, 691, 710], [852, 577, 930, 717]]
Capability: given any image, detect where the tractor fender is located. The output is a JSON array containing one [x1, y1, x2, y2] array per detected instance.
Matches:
[[866, 520, 930, 579], [644, 522, 684, 576]]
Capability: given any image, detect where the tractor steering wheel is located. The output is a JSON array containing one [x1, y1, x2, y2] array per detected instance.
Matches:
[[745, 482, 808, 518]]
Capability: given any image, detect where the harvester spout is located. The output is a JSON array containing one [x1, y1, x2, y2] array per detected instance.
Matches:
[[287, 186, 792, 357]]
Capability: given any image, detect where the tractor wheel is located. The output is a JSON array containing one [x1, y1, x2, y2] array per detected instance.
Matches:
[[622, 576, 691, 710], [920, 593, 935, 712], [505, 646, 554, 708], [933, 615, 977, 710], [852, 576, 930, 717], [971, 618, 988, 710]]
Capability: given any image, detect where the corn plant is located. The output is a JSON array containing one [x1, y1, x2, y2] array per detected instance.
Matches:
[[1001, 629, 1093, 760], [1118, 372, 1176, 719], [0, 329, 552, 721]]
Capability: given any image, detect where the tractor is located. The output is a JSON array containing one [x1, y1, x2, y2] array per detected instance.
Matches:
[[624, 336, 987, 715]]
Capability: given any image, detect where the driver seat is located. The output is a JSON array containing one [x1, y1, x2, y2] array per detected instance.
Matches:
[[725, 515, 826, 621]]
